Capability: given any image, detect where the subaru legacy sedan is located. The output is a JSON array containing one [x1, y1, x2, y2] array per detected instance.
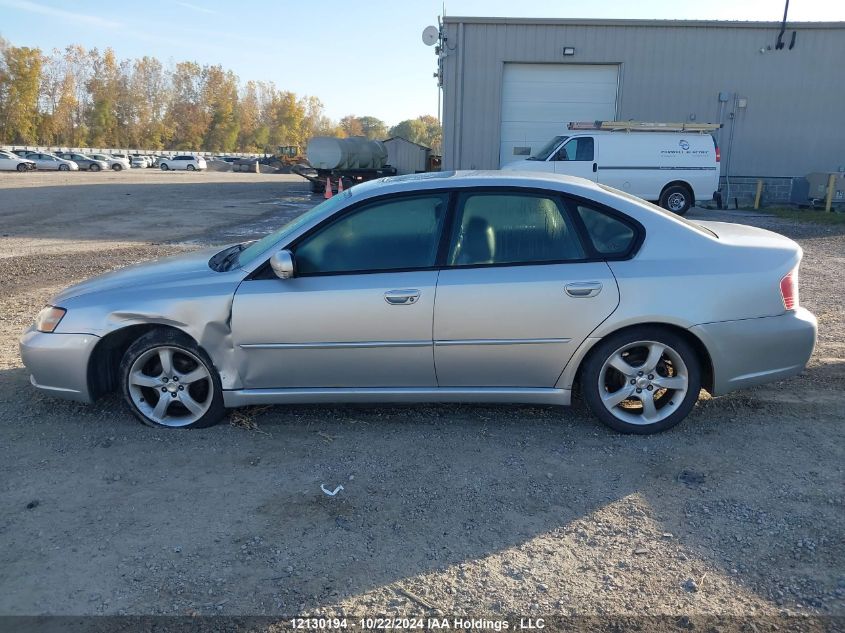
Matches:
[[20, 172, 816, 434]]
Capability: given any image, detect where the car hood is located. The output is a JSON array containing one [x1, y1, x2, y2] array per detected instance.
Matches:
[[52, 246, 225, 303]]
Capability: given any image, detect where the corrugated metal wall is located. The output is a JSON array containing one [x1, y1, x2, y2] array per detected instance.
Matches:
[[384, 138, 429, 174], [441, 18, 845, 178]]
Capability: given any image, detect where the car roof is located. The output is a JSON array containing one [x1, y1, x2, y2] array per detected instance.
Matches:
[[351, 170, 604, 199]]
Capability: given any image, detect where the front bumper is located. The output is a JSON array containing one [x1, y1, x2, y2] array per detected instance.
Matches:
[[19, 329, 100, 403], [691, 307, 817, 395]]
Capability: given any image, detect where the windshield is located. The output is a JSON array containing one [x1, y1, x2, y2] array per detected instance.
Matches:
[[529, 135, 567, 161], [235, 191, 353, 268]]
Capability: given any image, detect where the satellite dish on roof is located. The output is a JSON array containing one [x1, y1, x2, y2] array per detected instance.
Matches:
[[422, 25, 439, 46]]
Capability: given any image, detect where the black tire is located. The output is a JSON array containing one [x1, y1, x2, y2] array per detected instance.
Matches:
[[186, 164, 196, 171], [16, 163, 27, 172], [58, 164, 70, 171], [119, 329, 225, 429], [112, 163, 123, 171], [580, 326, 701, 434], [659, 184, 693, 215], [160, 163, 169, 171], [89, 164, 101, 172]]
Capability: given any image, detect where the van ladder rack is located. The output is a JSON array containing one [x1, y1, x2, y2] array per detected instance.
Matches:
[[568, 121, 722, 133]]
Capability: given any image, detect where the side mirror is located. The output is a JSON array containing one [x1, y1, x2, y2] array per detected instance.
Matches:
[[270, 250, 295, 280]]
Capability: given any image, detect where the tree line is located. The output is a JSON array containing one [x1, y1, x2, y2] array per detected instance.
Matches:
[[0, 38, 441, 153]]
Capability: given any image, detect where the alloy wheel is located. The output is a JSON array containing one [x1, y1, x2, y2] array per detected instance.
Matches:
[[127, 346, 213, 427], [598, 340, 689, 426]]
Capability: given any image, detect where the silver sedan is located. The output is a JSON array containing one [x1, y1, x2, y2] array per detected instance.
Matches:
[[20, 172, 817, 434], [24, 152, 80, 171]]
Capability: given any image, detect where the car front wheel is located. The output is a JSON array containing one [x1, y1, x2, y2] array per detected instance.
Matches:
[[580, 327, 701, 434], [112, 163, 123, 171], [58, 164, 69, 171], [90, 164, 101, 172], [120, 329, 225, 429], [186, 164, 196, 171], [17, 163, 27, 172], [160, 164, 169, 170]]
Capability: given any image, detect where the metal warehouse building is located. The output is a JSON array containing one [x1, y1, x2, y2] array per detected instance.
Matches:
[[439, 17, 845, 203]]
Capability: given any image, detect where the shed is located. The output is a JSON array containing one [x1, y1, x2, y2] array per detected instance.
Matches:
[[383, 137, 430, 175]]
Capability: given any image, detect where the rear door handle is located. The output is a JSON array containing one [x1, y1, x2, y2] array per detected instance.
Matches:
[[384, 289, 421, 305], [565, 282, 602, 298]]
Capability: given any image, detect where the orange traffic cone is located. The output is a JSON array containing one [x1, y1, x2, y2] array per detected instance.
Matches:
[[324, 176, 332, 199], [337, 176, 344, 193]]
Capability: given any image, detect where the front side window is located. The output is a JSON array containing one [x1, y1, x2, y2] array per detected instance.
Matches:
[[295, 194, 449, 275], [574, 203, 636, 256], [448, 193, 585, 266], [553, 137, 594, 161]]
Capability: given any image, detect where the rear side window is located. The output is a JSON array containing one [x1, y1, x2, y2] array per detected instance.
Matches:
[[574, 203, 636, 256], [448, 193, 585, 266]]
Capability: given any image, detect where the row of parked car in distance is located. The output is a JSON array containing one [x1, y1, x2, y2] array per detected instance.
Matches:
[[0, 150, 207, 172]]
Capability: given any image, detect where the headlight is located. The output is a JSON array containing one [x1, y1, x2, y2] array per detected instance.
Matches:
[[35, 306, 66, 333]]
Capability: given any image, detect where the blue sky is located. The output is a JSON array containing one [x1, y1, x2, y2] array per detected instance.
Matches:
[[1, 0, 842, 124]]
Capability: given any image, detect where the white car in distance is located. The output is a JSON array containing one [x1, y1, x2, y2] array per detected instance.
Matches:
[[89, 153, 131, 171], [0, 150, 36, 171], [159, 155, 207, 171]]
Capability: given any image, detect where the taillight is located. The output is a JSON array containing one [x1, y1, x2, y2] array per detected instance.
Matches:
[[780, 268, 799, 310], [715, 145, 721, 163]]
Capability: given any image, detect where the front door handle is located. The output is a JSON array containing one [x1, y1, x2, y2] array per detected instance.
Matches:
[[592, 162, 597, 173], [565, 282, 602, 298], [384, 289, 421, 305]]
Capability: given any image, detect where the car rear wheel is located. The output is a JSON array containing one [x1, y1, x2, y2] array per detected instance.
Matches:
[[186, 164, 196, 171], [58, 164, 70, 171], [120, 330, 225, 429], [160, 164, 169, 170], [581, 327, 701, 434], [659, 184, 692, 215]]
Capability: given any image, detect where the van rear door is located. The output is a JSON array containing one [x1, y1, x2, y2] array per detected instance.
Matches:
[[552, 136, 597, 181]]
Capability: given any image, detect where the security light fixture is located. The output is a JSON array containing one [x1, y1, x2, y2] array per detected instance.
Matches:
[[562, 46, 576, 56]]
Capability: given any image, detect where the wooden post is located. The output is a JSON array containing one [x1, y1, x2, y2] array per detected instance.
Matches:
[[753, 179, 763, 210], [825, 173, 836, 212]]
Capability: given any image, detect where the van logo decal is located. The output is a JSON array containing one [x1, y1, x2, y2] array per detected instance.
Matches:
[[679, 140, 690, 150]]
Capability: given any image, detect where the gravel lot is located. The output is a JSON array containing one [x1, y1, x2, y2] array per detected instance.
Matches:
[[0, 170, 842, 625]]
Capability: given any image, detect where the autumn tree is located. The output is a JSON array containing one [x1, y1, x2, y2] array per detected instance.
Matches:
[[339, 114, 363, 137], [0, 43, 43, 144], [130, 56, 169, 148], [389, 115, 442, 151], [358, 116, 388, 140], [202, 65, 239, 152], [86, 48, 121, 146], [167, 61, 207, 149]]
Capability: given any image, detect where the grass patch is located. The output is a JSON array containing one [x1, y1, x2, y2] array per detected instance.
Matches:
[[765, 207, 845, 225]]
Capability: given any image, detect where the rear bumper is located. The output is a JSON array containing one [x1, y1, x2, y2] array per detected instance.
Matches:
[[19, 329, 100, 403], [691, 307, 817, 395]]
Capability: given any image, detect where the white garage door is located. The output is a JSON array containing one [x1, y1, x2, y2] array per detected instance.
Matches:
[[499, 63, 619, 167]]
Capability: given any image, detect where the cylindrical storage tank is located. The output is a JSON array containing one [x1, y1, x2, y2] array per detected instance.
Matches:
[[307, 136, 389, 170]]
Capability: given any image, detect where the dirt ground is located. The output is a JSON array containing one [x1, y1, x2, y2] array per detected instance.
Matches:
[[0, 170, 842, 625]]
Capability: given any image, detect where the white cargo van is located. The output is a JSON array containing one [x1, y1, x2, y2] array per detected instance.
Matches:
[[501, 123, 720, 215]]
